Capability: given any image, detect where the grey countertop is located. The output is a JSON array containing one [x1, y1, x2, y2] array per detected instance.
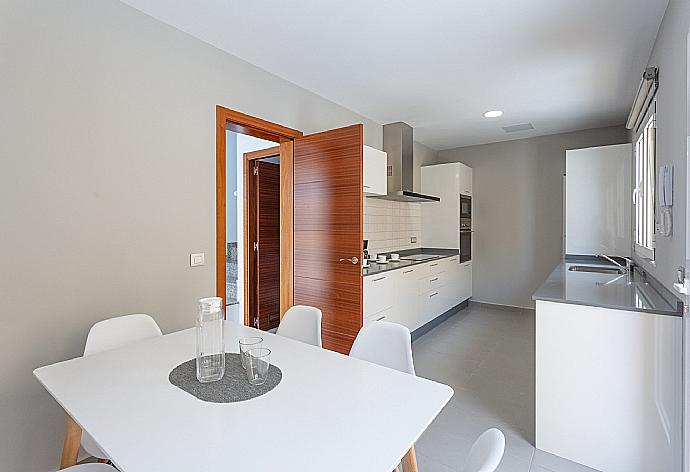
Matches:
[[533, 257, 684, 316], [362, 248, 460, 277]]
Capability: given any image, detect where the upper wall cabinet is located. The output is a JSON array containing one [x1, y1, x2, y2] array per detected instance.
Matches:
[[363, 145, 387, 196], [459, 163, 472, 196]]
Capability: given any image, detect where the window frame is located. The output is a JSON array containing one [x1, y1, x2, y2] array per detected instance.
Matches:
[[633, 103, 656, 261]]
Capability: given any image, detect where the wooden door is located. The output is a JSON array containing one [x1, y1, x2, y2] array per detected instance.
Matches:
[[293, 124, 363, 353], [250, 160, 281, 330]]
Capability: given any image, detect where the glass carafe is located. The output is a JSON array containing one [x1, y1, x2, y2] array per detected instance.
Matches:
[[196, 297, 225, 382]]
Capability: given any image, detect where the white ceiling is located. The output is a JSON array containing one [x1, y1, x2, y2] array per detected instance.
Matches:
[[119, 0, 668, 150]]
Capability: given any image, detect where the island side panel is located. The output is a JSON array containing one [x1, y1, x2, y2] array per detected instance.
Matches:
[[535, 300, 682, 472]]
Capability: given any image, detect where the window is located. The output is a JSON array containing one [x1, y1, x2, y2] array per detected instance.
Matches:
[[633, 109, 656, 260]]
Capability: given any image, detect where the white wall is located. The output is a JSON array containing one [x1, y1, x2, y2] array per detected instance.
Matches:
[[636, 0, 690, 292], [435, 126, 630, 308], [0, 1, 382, 470], [565, 144, 632, 257]]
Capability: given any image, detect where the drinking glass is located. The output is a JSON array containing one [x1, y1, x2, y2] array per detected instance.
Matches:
[[238, 337, 263, 369], [245, 347, 271, 386]]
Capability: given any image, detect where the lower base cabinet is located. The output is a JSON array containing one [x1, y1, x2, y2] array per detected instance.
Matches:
[[364, 257, 472, 332]]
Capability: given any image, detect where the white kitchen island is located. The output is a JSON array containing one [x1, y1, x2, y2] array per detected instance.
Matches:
[[534, 260, 683, 472]]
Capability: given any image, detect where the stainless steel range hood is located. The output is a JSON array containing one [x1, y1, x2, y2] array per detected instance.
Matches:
[[377, 122, 440, 203]]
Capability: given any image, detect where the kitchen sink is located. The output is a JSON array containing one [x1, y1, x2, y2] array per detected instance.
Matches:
[[568, 265, 624, 275]]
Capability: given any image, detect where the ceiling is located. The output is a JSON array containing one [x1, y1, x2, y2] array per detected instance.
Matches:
[[119, 0, 668, 150]]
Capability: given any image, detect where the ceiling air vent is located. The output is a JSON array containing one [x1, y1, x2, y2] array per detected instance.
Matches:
[[502, 123, 534, 133]]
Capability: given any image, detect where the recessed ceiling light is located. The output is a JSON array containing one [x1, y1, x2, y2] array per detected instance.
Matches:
[[483, 110, 503, 118]]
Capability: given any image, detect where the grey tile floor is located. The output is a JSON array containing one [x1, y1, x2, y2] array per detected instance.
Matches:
[[411, 303, 599, 472]]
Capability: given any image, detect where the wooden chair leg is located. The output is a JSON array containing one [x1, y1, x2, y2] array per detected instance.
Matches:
[[59, 415, 82, 469], [402, 446, 418, 472]]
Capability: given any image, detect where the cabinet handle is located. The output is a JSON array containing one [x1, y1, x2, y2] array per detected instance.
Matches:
[[430, 263, 439, 267], [430, 292, 439, 298], [363, 185, 371, 188], [375, 316, 386, 321], [430, 277, 438, 282], [372, 276, 386, 282], [403, 269, 414, 274]]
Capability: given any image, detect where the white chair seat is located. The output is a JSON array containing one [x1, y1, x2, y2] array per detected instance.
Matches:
[[276, 305, 322, 347]]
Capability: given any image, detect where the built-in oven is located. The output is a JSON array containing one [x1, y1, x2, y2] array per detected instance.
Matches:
[[460, 225, 471, 263], [459, 195, 472, 263]]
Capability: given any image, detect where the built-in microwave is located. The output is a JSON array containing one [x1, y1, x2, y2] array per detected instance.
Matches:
[[460, 195, 472, 220]]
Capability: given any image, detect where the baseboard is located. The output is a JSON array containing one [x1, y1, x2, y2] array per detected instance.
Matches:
[[469, 299, 535, 311], [411, 299, 469, 341]]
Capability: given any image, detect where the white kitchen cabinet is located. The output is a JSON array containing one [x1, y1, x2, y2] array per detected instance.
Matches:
[[421, 162, 472, 249], [364, 256, 471, 333], [459, 164, 472, 196], [363, 271, 394, 317], [398, 266, 420, 330], [363, 145, 387, 196], [458, 261, 472, 302]]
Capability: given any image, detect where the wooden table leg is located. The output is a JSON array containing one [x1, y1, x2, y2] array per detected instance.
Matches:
[[59, 415, 82, 469], [402, 446, 418, 472]]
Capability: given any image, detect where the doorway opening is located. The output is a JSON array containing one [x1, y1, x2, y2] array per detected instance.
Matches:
[[215, 106, 302, 327], [245, 148, 281, 331]]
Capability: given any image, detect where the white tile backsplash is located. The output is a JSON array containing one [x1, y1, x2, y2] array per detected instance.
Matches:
[[363, 198, 422, 255]]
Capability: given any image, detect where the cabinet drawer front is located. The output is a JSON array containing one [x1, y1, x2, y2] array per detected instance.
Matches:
[[364, 307, 392, 325], [427, 260, 443, 275], [364, 274, 393, 316], [418, 271, 446, 294], [419, 288, 444, 323]]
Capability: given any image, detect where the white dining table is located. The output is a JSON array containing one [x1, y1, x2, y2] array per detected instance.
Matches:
[[34, 322, 453, 472]]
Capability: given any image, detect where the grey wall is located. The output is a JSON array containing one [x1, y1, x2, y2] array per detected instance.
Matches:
[[633, 0, 690, 291], [435, 126, 630, 308], [413, 141, 439, 192], [0, 1, 383, 470]]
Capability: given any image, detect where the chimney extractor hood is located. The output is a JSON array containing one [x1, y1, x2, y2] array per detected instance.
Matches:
[[376, 122, 440, 203]]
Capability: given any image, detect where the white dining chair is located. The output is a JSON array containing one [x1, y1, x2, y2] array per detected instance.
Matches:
[[349, 321, 415, 375], [349, 321, 416, 471], [462, 428, 506, 472], [276, 305, 322, 347], [80, 314, 163, 461]]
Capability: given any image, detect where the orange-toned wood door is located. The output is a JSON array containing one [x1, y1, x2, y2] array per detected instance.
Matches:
[[293, 124, 363, 353], [250, 160, 281, 330]]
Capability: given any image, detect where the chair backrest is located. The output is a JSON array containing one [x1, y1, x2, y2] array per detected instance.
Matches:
[[462, 428, 505, 472], [349, 321, 415, 375], [276, 305, 322, 347], [84, 314, 162, 356]]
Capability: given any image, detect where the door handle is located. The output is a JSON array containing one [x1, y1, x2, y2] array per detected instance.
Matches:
[[339, 256, 359, 265]]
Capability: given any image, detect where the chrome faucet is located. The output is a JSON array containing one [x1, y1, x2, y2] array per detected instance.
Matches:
[[596, 254, 634, 272]]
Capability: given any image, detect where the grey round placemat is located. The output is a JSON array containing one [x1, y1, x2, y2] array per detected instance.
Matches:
[[169, 353, 282, 403]]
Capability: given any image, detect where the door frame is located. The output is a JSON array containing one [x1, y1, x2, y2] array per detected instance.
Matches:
[[244, 146, 280, 328], [216, 106, 302, 323]]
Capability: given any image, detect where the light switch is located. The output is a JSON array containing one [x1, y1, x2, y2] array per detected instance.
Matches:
[[190, 253, 205, 267]]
